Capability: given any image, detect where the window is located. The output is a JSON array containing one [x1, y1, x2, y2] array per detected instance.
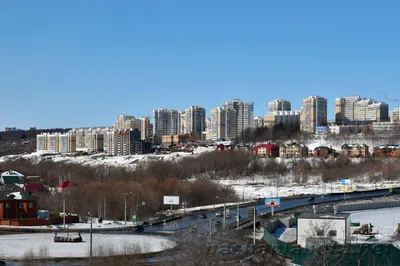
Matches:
[[28, 202, 33, 209], [19, 203, 24, 209], [5, 203, 10, 209], [316, 230, 324, 236], [328, 230, 337, 237]]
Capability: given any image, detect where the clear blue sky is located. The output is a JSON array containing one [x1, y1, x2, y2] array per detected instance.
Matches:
[[1, 1, 400, 129]]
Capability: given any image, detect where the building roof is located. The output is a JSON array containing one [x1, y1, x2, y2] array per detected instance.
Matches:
[[297, 212, 350, 220], [253, 144, 279, 151], [1, 170, 24, 178], [57, 181, 78, 189], [0, 191, 39, 201], [1, 175, 21, 185]]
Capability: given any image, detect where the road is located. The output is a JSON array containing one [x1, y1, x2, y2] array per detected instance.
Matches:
[[143, 188, 394, 233]]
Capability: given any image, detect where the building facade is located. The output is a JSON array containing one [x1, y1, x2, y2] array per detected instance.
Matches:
[[210, 107, 237, 140], [153, 108, 181, 144], [390, 108, 400, 122], [141, 116, 151, 141], [86, 133, 104, 153], [300, 96, 328, 133], [224, 99, 254, 138], [268, 99, 291, 113], [184, 106, 206, 135], [253, 116, 264, 128], [115, 114, 142, 130], [264, 110, 300, 128], [279, 144, 309, 158]]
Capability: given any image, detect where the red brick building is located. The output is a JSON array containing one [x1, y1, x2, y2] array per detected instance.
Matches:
[[341, 144, 369, 158], [253, 144, 280, 158], [373, 145, 400, 158], [313, 146, 337, 158], [0, 191, 39, 219]]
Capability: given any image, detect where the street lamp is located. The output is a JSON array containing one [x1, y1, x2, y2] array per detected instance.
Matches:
[[88, 212, 93, 265], [122, 192, 133, 225]]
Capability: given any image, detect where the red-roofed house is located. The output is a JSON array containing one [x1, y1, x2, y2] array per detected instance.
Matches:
[[56, 181, 78, 193], [253, 144, 280, 158]]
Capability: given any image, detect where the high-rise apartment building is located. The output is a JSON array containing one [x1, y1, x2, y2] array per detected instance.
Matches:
[[354, 100, 389, 123], [141, 116, 151, 141], [210, 107, 237, 140], [268, 99, 291, 113], [300, 96, 328, 133], [264, 111, 300, 128], [36, 133, 76, 153], [335, 96, 389, 124], [58, 134, 77, 153], [86, 133, 104, 153], [115, 114, 141, 130], [224, 99, 254, 138], [254, 116, 264, 128], [391, 108, 400, 122], [184, 106, 206, 135], [153, 108, 181, 143]]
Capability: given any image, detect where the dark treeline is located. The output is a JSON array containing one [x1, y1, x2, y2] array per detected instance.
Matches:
[[1, 151, 399, 220], [240, 123, 310, 144]]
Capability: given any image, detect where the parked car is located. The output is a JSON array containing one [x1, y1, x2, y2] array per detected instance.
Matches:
[[308, 196, 315, 202], [215, 211, 223, 217], [133, 224, 144, 232], [200, 213, 208, 219]]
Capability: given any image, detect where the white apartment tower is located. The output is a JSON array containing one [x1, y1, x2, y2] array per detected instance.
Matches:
[[268, 99, 291, 113], [253, 116, 264, 128], [115, 114, 142, 130], [300, 96, 328, 133], [184, 106, 206, 135], [153, 108, 181, 143], [224, 99, 254, 138], [211, 107, 237, 140]]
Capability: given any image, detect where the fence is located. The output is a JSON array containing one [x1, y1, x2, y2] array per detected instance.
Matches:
[[263, 219, 400, 266], [338, 201, 400, 212]]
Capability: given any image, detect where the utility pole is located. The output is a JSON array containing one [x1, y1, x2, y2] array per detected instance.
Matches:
[[89, 212, 93, 266], [236, 202, 239, 230], [253, 205, 256, 246], [124, 196, 127, 225], [223, 203, 226, 235], [63, 196, 66, 228]]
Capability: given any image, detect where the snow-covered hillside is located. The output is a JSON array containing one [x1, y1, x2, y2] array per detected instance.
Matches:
[[0, 146, 215, 170]]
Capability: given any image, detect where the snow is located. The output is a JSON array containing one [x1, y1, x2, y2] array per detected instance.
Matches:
[[217, 177, 400, 200], [0, 233, 174, 259], [0, 220, 141, 230], [8, 192, 23, 200], [348, 207, 400, 245], [0, 146, 216, 169]]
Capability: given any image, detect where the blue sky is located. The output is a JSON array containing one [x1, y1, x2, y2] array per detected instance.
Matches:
[[1, 1, 400, 129]]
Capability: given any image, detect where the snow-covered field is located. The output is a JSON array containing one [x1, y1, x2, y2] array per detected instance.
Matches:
[[0, 219, 141, 231], [349, 207, 400, 246], [218, 177, 400, 200], [0, 233, 173, 259], [0, 146, 215, 169]]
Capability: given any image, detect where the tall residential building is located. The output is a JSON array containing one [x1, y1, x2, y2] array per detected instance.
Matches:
[[205, 118, 212, 132], [115, 114, 141, 130], [153, 108, 181, 143], [335, 96, 389, 124], [354, 100, 389, 122], [264, 111, 300, 128], [179, 111, 186, 135], [86, 133, 104, 153], [224, 99, 254, 138], [58, 134, 76, 153], [254, 116, 264, 128], [391, 108, 400, 122], [37, 133, 76, 153], [210, 107, 236, 140], [184, 106, 206, 135], [36, 134, 47, 151], [141, 116, 151, 141], [112, 129, 141, 156], [268, 99, 291, 113], [300, 96, 328, 133]]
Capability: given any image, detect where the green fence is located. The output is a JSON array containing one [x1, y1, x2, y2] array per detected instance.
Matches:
[[264, 223, 400, 266]]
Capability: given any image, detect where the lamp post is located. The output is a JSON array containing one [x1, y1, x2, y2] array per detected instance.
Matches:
[[122, 192, 133, 225], [88, 212, 93, 265], [216, 195, 234, 235]]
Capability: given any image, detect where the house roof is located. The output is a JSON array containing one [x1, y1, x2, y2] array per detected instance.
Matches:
[[0, 191, 39, 201], [24, 183, 46, 193], [253, 144, 279, 151], [297, 212, 350, 220], [1, 170, 24, 177], [1, 175, 21, 185], [57, 181, 78, 189]]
